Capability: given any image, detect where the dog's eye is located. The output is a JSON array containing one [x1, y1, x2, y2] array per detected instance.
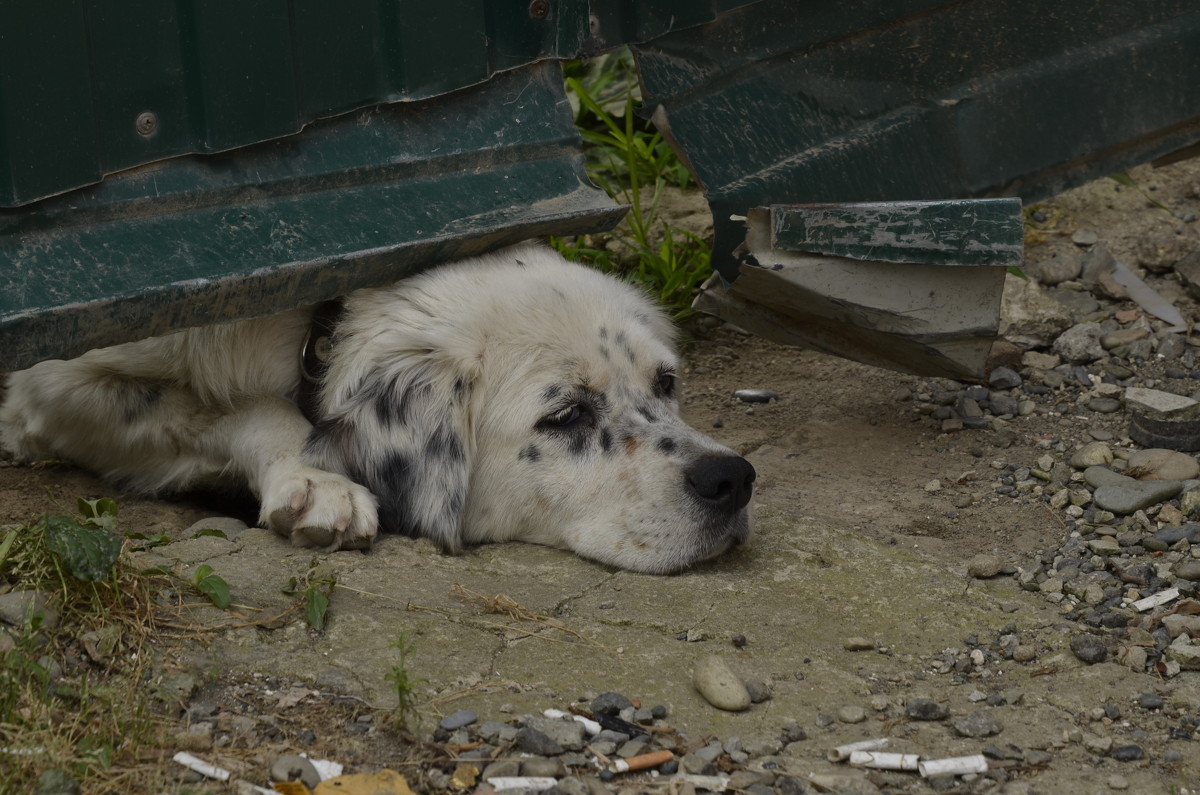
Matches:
[[656, 367, 677, 398], [539, 404, 586, 430]]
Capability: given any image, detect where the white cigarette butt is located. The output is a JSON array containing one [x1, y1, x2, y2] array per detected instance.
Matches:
[[918, 754, 989, 777], [543, 708, 601, 736], [1131, 587, 1179, 612], [849, 750, 921, 771], [172, 752, 230, 781], [486, 776, 558, 791], [827, 737, 889, 762]]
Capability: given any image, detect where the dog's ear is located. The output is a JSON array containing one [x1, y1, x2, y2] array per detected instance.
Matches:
[[304, 358, 472, 554]]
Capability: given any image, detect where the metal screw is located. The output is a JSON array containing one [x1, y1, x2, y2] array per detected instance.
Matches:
[[136, 111, 157, 137], [528, 0, 549, 20]]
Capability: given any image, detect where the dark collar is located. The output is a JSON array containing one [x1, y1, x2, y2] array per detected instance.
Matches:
[[297, 299, 345, 425]]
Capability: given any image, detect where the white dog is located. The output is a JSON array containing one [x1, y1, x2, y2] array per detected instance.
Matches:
[[0, 244, 754, 573]]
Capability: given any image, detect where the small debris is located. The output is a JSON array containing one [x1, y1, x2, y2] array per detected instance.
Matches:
[[733, 389, 777, 403]]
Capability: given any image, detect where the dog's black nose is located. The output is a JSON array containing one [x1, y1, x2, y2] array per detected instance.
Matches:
[[685, 455, 756, 512]]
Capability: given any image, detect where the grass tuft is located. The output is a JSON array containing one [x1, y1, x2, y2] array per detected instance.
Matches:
[[553, 49, 712, 321]]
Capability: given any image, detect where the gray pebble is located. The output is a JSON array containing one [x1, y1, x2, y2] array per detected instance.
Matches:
[[1070, 634, 1109, 664], [952, 711, 1003, 737], [1175, 560, 1200, 581], [270, 755, 321, 789], [515, 726, 564, 756], [836, 705, 866, 724], [967, 553, 1004, 579], [439, 709, 477, 731], [0, 589, 57, 629], [521, 757, 566, 778], [1111, 744, 1144, 761], [989, 367, 1023, 390], [591, 691, 632, 715], [1053, 322, 1105, 364], [744, 679, 772, 703], [1087, 397, 1122, 413], [692, 654, 751, 712], [1136, 693, 1164, 710], [905, 698, 949, 720], [1093, 480, 1182, 515]]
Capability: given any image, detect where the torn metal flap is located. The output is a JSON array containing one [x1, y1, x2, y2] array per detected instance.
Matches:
[[697, 203, 1018, 380]]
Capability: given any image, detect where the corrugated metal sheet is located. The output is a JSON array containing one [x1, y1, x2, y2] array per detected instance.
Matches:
[[0, 0, 757, 207], [634, 0, 1200, 279]]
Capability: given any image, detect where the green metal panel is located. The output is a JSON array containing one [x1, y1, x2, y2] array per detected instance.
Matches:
[[0, 63, 623, 371], [634, 0, 1200, 280], [0, 0, 756, 207]]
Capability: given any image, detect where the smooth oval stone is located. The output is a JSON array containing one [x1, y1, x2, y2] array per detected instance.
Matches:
[[693, 654, 751, 712], [1071, 442, 1113, 469], [1093, 480, 1183, 515], [1084, 466, 1134, 489]]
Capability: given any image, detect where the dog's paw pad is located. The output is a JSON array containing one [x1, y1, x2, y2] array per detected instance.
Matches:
[[262, 469, 378, 551]]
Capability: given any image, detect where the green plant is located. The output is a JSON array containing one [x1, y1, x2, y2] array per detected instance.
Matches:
[[553, 50, 712, 320], [0, 500, 161, 795], [190, 564, 231, 609], [384, 632, 426, 731], [1110, 171, 1171, 213]]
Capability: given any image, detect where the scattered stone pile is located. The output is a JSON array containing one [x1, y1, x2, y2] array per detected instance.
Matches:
[[898, 231, 1200, 678]]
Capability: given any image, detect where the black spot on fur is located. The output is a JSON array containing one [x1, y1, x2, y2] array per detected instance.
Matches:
[[518, 444, 542, 462], [515, 258, 526, 267], [637, 405, 656, 423], [453, 377, 466, 401], [426, 423, 464, 462], [368, 452, 418, 536], [600, 428, 613, 454], [598, 327, 609, 340], [370, 380, 408, 426], [542, 383, 563, 403], [567, 430, 589, 457], [657, 437, 677, 455], [599, 345, 611, 360]]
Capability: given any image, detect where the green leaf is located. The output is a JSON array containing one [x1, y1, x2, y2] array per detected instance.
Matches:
[[191, 528, 228, 540], [305, 588, 330, 631], [43, 515, 123, 582], [192, 565, 231, 609], [77, 498, 119, 533]]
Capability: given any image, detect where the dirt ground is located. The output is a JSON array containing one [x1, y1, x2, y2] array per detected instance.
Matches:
[[3, 159, 1200, 794]]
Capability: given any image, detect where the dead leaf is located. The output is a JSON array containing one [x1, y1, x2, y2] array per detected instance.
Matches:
[[449, 763, 479, 789], [276, 687, 317, 709], [273, 783, 312, 795], [313, 770, 416, 795]]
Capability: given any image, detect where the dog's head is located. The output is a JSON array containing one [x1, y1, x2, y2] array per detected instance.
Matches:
[[305, 244, 754, 573]]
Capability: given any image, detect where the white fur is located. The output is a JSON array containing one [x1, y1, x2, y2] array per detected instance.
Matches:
[[0, 244, 754, 572]]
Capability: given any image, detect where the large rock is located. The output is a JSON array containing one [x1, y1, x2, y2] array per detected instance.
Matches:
[[999, 274, 1072, 348], [1052, 322, 1105, 364]]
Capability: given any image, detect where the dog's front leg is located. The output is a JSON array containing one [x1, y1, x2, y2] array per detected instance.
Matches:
[[220, 397, 379, 550]]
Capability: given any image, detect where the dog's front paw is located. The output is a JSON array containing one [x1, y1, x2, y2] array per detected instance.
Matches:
[[261, 467, 379, 551]]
